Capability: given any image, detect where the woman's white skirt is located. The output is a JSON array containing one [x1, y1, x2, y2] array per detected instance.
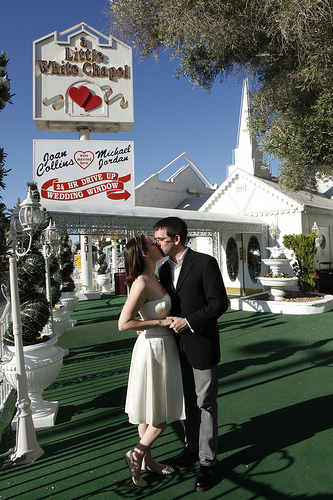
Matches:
[[125, 328, 185, 425]]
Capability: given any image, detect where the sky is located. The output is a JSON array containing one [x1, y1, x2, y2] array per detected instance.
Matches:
[[0, 0, 279, 211]]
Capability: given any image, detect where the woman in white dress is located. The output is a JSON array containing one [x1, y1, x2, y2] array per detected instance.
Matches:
[[118, 234, 185, 488]]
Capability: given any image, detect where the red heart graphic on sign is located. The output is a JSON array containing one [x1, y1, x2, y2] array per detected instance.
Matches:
[[74, 151, 94, 169], [69, 86, 91, 108], [69, 86, 102, 112], [84, 95, 102, 111]]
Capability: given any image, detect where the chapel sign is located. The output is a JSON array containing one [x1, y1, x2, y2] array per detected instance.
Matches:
[[33, 140, 135, 211], [33, 23, 133, 132]]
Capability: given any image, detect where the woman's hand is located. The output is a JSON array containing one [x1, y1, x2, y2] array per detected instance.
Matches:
[[166, 316, 189, 333], [158, 318, 172, 327]]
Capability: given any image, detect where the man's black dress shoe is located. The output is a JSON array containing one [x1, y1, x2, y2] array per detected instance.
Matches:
[[172, 447, 198, 467], [195, 465, 215, 492]]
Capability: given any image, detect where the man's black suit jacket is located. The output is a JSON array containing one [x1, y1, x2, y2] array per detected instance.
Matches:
[[159, 247, 228, 370]]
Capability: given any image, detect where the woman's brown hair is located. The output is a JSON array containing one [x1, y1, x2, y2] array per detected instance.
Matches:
[[124, 235, 149, 288]]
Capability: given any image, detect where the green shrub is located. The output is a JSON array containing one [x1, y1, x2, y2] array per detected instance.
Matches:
[[97, 245, 108, 275], [282, 233, 317, 293], [5, 244, 50, 346], [55, 234, 75, 292]]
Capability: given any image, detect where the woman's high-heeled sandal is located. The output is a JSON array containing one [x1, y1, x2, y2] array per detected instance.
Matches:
[[141, 457, 174, 475], [124, 450, 147, 487]]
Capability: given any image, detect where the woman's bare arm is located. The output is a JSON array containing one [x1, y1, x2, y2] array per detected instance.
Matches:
[[118, 279, 171, 332]]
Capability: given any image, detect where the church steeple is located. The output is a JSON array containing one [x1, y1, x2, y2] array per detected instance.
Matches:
[[229, 79, 270, 179]]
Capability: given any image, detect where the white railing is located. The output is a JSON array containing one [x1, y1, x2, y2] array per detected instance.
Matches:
[[0, 285, 14, 414]]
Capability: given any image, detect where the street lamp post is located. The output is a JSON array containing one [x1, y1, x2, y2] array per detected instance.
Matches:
[[42, 220, 60, 336], [7, 188, 45, 464]]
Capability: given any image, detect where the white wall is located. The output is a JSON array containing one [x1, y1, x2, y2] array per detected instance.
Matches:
[[135, 165, 215, 208], [187, 236, 213, 256]]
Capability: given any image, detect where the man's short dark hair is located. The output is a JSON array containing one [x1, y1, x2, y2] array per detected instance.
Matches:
[[154, 217, 188, 245]]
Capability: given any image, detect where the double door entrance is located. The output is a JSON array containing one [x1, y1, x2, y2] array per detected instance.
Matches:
[[222, 232, 263, 295]]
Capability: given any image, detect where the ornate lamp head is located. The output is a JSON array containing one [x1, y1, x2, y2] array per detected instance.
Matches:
[[43, 220, 60, 256], [9, 200, 24, 240], [19, 187, 44, 234], [44, 220, 59, 246]]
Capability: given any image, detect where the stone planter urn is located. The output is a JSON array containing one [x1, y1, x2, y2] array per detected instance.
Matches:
[[60, 291, 79, 313], [59, 291, 79, 327], [256, 276, 298, 300], [2, 334, 65, 428], [96, 273, 111, 293], [52, 305, 70, 337]]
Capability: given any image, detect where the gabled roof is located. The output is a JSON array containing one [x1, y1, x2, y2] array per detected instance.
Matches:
[[260, 177, 333, 212], [136, 152, 217, 190], [34, 22, 132, 51], [200, 168, 333, 215]]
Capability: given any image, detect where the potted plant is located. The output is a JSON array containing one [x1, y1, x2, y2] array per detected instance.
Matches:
[[2, 184, 65, 427], [96, 242, 111, 293]]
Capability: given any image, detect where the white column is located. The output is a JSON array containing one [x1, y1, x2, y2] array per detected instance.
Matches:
[[112, 241, 117, 274], [79, 234, 100, 300]]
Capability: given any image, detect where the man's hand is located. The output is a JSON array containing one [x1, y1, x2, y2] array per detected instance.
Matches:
[[167, 316, 188, 333]]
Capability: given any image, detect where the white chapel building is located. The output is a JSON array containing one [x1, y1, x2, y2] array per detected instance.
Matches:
[[135, 80, 333, 295], [200, 79, 333, 294]]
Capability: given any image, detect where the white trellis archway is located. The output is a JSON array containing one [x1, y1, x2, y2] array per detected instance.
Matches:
[[50, 205, 266, 249], [50, 205, 268, 296]]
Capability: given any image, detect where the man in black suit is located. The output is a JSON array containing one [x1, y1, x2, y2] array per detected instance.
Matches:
[[154, 217, 228, 492]]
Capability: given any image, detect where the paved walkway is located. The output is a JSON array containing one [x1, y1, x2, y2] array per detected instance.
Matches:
[[0, 294, 332, 499]]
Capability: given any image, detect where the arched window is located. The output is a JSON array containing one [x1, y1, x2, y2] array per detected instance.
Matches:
[[247, 236, 261, 283], [226, 237, 238, 282], [319, 234, 326, 249]]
